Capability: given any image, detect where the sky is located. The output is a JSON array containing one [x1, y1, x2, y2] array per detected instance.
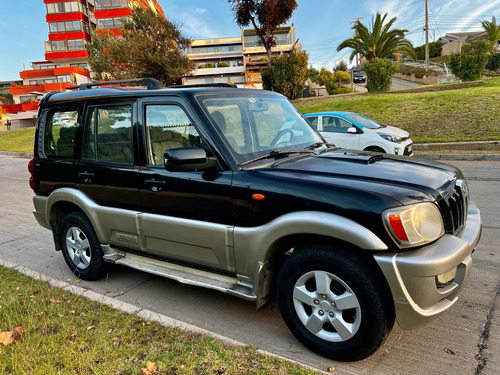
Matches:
[[1, 0, 500, 81]]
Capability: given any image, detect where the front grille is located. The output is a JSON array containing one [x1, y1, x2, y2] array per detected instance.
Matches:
[[446, 180, 468, 234]]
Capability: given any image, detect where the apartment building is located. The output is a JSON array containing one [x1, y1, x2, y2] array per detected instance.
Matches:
[[9, 0, 165, 104], [183, 25, 301, 88]]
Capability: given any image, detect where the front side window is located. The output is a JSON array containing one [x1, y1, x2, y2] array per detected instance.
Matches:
[[200, 95, 323, 165], [345, 113, 381, 129], [44, 110, 79, 158], [82, 105, 133, 164], [145, 105, 202, 166]]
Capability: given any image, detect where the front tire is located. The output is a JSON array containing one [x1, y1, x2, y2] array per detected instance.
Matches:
[[59, 211, 107, 281], [277, 244, 394, 361]]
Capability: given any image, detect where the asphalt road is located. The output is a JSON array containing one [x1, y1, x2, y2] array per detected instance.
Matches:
[[391, 77, 421, 89], [0, 155, 498, 374]]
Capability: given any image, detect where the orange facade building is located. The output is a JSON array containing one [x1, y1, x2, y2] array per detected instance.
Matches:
[[10, 0, 165, 105]]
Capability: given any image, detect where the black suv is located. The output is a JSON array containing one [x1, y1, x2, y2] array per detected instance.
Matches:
[[30, 79, 481, 361]]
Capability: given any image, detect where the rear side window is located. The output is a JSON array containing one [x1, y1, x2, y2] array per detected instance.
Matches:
[[82, 105, 133, 164], [44, 110, 79, 158]]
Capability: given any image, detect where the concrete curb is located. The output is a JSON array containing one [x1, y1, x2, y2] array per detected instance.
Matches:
[[0, 151, 32, 158], [0, 258, 329, 375], [414, 140, 500, 151], [414, 154, 500, 161]]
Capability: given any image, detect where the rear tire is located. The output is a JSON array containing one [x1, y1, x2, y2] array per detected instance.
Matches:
[[59, 211, 107, 281], [277, 244, 394, 361]]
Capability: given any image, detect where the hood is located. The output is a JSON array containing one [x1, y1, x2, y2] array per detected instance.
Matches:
[[259, 150, 460, 203], [376, 125, 410, 138]]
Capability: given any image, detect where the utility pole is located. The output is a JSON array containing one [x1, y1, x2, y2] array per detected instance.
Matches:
[[351, 17, 363, 68], [425, 0, 429, 71]]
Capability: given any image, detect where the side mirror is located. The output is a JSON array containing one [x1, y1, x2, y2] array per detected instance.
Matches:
[[347, 127, 357, 134], [164, 147, 216, 172]]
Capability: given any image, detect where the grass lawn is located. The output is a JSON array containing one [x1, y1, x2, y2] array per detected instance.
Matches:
[[0, 128, 35, 154], [295, 77, 500, 143], [0, 267, 314, 375]]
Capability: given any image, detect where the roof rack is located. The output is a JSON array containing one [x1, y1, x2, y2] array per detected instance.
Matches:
[[67, 78, 164, 91], [167, 83, 237, 89]]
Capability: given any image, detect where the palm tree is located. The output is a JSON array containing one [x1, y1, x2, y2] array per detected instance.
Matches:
[[481, 16, 500, 53], [337, 13, 416, 62]]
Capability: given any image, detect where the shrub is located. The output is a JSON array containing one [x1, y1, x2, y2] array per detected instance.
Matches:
[[331, 87, 351, 95], [261, 52, 309, 99], [259, 57, 269, 62], [363, 58, 399, 92], [333, 70, 351, 86], [449, 40, 490, 81], [217, 62, 230, 68], [316, 68, 337, 94], [197, 65, 205, 69], [486, 53, 500, 71], [205, 63, 215, 68]]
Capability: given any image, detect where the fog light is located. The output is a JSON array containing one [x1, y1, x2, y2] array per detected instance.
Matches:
[[394, 148, 399, 155], [436, 267, 457, 288]]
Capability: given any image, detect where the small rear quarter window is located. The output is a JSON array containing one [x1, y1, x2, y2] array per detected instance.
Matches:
[[44, 110, 79, 158]]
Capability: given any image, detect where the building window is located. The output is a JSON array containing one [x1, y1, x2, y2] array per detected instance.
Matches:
[[46, 2, 87, 15], [70, 63, 89, 70], [95, 0, 130, 10], [49, 20, 88, 33], [29, 79, 58, 85], [190, 45, 242, 54], [46, 39, 88, 53], [34, 64, 61, 70], [97, 17, 127, 29]]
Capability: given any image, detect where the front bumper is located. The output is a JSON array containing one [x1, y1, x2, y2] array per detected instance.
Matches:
[[374, 202, 481, 330], [393, 138, 413, 156]]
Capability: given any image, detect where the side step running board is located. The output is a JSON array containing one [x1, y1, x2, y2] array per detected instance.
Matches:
[[101, 245, 256, 301]]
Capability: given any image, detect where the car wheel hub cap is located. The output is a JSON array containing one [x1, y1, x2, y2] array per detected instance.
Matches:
[[292, 270, 362, 342], [65, 226, 91, 270]]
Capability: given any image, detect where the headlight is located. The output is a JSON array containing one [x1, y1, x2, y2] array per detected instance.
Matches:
[[378, 133, 402, 143], [384, 202, 444, 247]]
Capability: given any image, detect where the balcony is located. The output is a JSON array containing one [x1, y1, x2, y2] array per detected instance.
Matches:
[[20, 67, 90, 80], [192, 66, 246, 76], [10, 82, 75, 95]]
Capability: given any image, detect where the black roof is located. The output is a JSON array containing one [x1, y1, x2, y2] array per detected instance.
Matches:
[[42, 86, 281, 106]]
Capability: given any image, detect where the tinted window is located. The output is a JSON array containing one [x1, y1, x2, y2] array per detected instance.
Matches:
[[44, 110, 79, 158], [322, 116, 354, 133], [145, 105, 202, 166], [306, 116, 318, 130], [82, 105, 133, 164]]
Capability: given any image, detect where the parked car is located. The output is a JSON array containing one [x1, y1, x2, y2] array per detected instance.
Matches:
[[304, 111, 414, 156], [30, 79, 481, 361], [349, 69, 366, 83]]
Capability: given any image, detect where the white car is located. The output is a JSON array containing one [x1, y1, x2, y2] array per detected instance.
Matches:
[[304, 111, 413, 156]]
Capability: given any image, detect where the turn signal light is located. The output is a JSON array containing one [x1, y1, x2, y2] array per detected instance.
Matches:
[[388, 214, 409, 241], [252, 193, 266, 201]]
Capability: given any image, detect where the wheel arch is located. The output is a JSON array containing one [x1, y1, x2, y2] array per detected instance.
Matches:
[[232, 211, 389, 309], [49, 200, 86, 250]]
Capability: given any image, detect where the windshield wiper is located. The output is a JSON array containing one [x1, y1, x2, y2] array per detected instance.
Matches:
[[304, 142, 325, 150], [240, 149, 315, 167]]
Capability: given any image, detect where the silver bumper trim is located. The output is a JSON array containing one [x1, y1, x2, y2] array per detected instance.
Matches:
[[374, 202, 481, 330]]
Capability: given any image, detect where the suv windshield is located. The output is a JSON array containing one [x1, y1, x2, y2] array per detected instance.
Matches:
[[345, 113, 381, 129], [199, 95, 324, 165]]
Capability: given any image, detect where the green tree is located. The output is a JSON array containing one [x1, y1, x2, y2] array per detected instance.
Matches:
[[414, 41, 442, 61], [261, 52, 308, 99], [87, 8, 193, 85], [363, 58, 399, 92], [333, 70, 351, 87], [337, 13, 416, 62], [333, 60, 348, 72], [481, 16, 500, 53], [317, 68, 337, 94], [449, 40, 490, 81], [228, 0, 298, 62]]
